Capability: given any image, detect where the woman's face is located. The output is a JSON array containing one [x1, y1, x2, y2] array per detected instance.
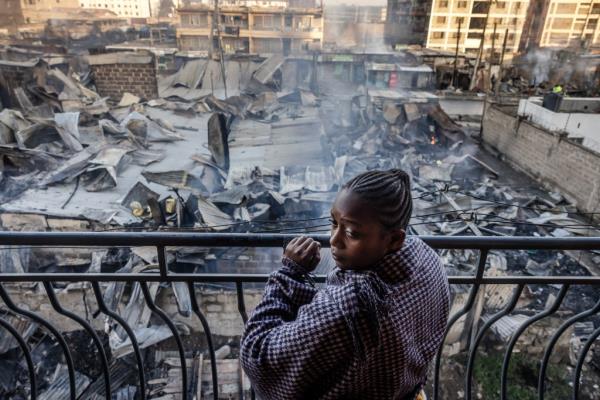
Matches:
[[329, 189, 405, 270]]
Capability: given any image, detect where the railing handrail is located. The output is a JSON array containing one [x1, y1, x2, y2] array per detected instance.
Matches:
[[0, 231, 599, 250], [1, 232, 600, 400]]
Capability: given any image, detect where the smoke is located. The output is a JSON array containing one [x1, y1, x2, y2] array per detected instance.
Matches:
[[323, 5, 391, 52], [522, 47, 597, 91], [525, 48, 553, 84]]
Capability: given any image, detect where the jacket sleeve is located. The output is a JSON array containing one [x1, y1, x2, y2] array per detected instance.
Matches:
[[240, 258, 359, 400]]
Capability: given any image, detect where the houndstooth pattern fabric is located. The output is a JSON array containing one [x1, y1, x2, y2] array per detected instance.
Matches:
[[240, 237, 450, 400]]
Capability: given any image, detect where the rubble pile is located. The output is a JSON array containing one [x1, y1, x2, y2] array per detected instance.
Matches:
[[0, 52, 599, 398]]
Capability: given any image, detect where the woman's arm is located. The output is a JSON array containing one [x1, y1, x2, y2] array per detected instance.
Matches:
[[240, 259, 358, 400]]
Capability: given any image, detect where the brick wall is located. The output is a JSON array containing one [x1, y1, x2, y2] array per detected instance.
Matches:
[[88, 52, 158, 102], [482, 104, 600, 218]]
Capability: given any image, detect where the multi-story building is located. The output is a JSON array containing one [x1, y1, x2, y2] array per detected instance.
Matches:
[[78, 0, 155, 19], [385, 0, 433, 46], [519, 0, 600, 50], [176, 4, 323, 54], [1, 0, 79, 28], [426, 0, 529, 58]]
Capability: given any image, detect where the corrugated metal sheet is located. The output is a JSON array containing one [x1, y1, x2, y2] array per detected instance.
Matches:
[[253, 55, 286, 85], [39, 364, 90, 400], [484, 313, 530, 341]]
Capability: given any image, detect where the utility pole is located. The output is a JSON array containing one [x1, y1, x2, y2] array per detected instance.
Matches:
[[488, 22, 497, 92], [495, 28, 509, 96], [213, 0, 228, 98], [469, 0, 494, 91], [452, 18, 462, 88], [209, 0, 215, 58]]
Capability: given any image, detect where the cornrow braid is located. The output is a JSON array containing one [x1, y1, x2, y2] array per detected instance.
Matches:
[[342, 169, 412, 230]]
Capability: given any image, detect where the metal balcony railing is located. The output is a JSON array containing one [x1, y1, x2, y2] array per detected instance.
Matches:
[[0, 232, 599, 400]]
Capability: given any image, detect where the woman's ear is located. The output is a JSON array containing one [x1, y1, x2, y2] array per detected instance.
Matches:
[[387, 229, 406, 253]]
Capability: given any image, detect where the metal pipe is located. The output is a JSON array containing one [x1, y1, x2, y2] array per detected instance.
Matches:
[[0, 232, 598, 250]]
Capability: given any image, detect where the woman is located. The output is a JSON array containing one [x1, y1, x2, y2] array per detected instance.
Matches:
[[240, 169, 450, 399]]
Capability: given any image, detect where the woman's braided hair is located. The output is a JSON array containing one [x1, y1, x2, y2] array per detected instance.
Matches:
[[342, 169, 412, 230]]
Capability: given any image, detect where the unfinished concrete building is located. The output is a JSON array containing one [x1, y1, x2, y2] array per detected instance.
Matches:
[[426, 0, 529, 58], [176, 4, 323, 54]]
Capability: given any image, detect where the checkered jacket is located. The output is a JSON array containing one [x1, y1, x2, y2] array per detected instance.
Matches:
[[240, 237, 450, 400]]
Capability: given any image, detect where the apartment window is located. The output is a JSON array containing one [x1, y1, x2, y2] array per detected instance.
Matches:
[[457, 1, 468, 8], [255, 15, 277, 29], [432, 31, 445, 39], [593, 4, 600, 14], [296, 16, 312, 30], [436, 16, 447, 24], [587, 18, 598, 29], [552, 18, 572, 29], [253, 38, 282, 52], [495, 1, 506, 9], [455, 16, 465, 24], [469, 16, 486, 29], [438, 0, 449, 8], [556, 3, 577, 14]]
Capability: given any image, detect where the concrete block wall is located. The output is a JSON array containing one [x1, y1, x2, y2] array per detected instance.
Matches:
[[90, 62, 158, 102], [482, 105, 600, 218]]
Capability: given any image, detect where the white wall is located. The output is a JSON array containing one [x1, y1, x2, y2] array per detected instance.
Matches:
[[518, 98, 600, 153], [439, 98, 484, 117]]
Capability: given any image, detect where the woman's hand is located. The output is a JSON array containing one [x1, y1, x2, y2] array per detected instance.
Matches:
[[284, 236, 322, 272]]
